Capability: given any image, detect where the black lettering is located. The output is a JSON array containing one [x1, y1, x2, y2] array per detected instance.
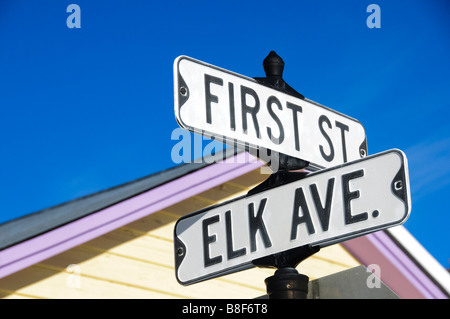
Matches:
[[309, 178, 335, 232], [266, 95, 285, 145], [225, 210, 246, 260], [240, 85, 261, 138], [248, 198, 272, 252], [228, 82, 236, 131], [291, 187, 315, 240], [342, 169, 368, 225], [202, 215, 222, 267], [319, 115, 334, 162], [335, 121, 349, 163], [286, 102, 302, 151], [204, 74, 223, 124]]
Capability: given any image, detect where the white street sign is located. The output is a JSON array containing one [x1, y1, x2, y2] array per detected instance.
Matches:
[[174, 149, 411, 285], [174, 56, 367, 169]]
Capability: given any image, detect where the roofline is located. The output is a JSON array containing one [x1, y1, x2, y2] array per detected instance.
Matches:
[[386, 226, 450, 297], [0, 148, 242, 250], [0, 151, 264, 279], [342, 227, 449, 299]]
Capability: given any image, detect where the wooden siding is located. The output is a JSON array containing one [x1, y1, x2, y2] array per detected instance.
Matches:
[[0, 168, 360, 299]]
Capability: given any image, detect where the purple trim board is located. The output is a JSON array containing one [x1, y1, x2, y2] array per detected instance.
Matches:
[[343, 231, 448, 299], [0, 152, 264, 279]]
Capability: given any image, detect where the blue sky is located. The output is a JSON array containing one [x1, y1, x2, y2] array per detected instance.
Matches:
[[0, 1, 449, 268]]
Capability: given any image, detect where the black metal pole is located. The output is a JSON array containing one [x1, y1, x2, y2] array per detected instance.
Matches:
[[253, 51, 308, 172], [253, 244, 319, 299], [265, 268, 309, 299], [250, 51, 319, 299]]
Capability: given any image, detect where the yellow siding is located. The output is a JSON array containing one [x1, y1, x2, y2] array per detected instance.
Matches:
[[0, 169, 360, 299]]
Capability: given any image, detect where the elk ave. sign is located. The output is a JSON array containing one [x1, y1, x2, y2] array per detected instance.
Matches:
[[174, 150, 411, 285]]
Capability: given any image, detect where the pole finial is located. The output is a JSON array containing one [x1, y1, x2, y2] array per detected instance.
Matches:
[[263, 51, 284, 78]]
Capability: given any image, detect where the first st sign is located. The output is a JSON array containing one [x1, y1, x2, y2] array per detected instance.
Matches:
[[174, 56, 367, 169]]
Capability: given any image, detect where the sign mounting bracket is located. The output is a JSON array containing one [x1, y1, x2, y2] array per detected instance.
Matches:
[[252, 51, 310, 172]]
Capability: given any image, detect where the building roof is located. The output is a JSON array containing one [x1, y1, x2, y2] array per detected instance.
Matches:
[[0, 151, 217, 251], [0, 150, 449, 298]]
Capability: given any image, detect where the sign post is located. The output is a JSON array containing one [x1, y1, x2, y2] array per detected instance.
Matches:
[[172, 52, 411, 299]]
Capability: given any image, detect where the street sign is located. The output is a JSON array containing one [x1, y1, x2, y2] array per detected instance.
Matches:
[[174, 56, 367, 169], [174, 149, 411, 285]]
